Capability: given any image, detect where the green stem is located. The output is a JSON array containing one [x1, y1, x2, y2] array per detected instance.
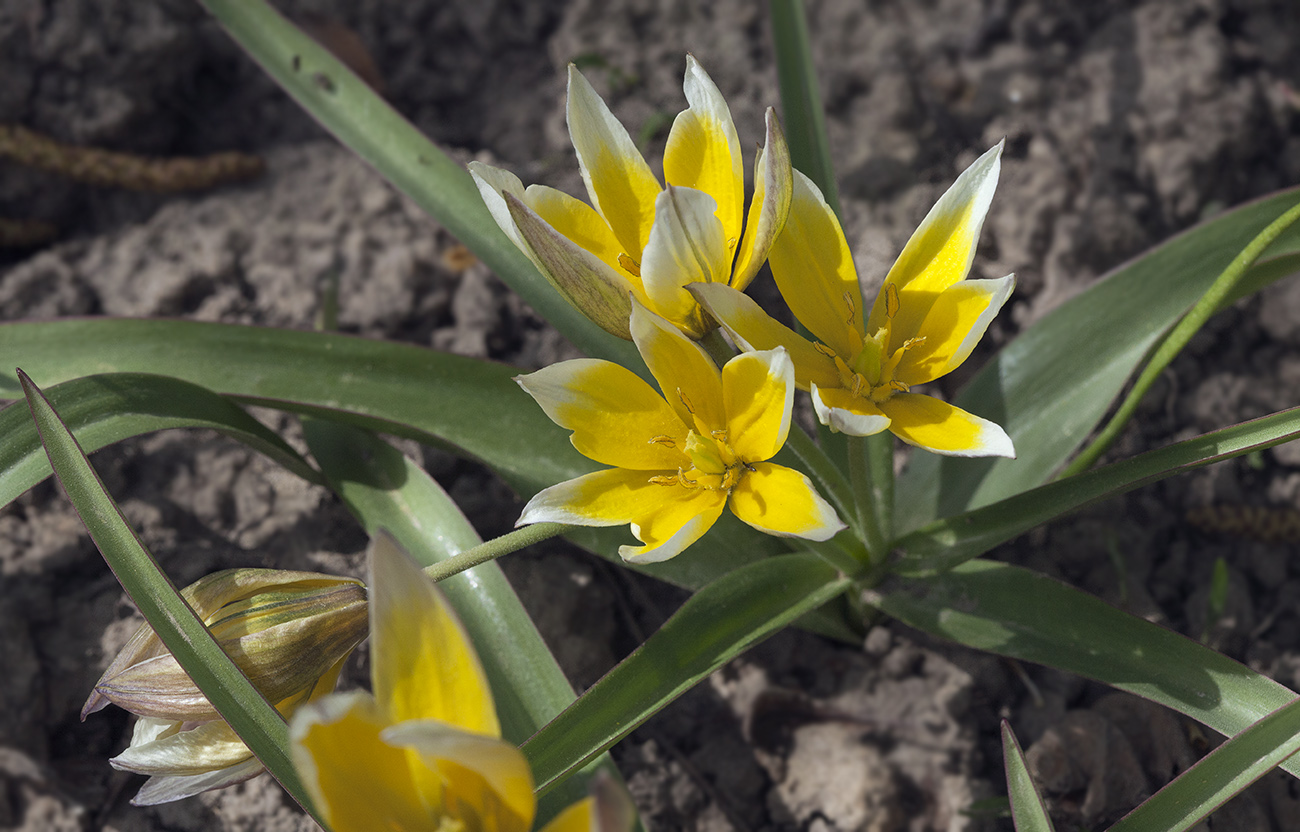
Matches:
[[847, 436, 888, 563], [770, 0, 840, 218], [699, 327, 736, 366], [423, 523, 571, 583], [786, 426, 863, 548], [1061, 200, 1300, 477]]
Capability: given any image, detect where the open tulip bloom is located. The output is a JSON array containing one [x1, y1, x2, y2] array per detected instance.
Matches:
[[290, 533, 625, 832], [471, 55, 792, 340], [692, 142, 1016, 457], [515, 301, 845, 563]]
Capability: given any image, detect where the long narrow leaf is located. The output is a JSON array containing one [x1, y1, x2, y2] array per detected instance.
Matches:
[[521, 552, 851, 793], [196, 0, 640, 370], [1, 372, 320, 508], [16, 370, 318, 816], [1109, 695, 1300, 832], [897, 187, 1300, 532], [0, 319, 784, 591], [1003, 722, 1055, 832], [894, 406, 1300, 574], [868, 560, 1300, 779]]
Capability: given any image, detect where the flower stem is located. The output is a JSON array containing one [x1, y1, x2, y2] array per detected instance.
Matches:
[[699, 327, 736, 366], [423, 523, 571, 583], [847, 435, 889, 564], [1061, 199, 1300, 477]]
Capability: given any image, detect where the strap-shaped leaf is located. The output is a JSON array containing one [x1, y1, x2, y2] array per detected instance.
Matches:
[[521, 552, 851, 793], [1109, 695, 1300, 832], [16, 370, 318, 817], [868, 560, 1300, 779], [0, 320, 784, 590], [894, 406, 1300, 574], [896, 187, 1300, 532], [1, 372, 320, 508], [1002, 722, 1055, 832]]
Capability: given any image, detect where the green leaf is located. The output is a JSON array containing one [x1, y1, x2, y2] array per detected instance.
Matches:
[[1002, 722, 1055, 832], [771, 0, 839, 217], [896, 187, 1300, 532], [0, 320, 782, 591], [893, 406, 1300, 574], [1108, 695, 1300, 832], [0, 372, 320, 509], [868, 560, 1300, 779], [15, 370, 318, 818], [521, 552, 851, 793], [195, 0, 641, 371]]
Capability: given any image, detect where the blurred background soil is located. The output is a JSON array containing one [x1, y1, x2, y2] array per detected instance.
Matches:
[[2, 1, 1300, 830]]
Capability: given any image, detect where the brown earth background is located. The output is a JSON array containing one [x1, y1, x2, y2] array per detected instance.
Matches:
[[3, 1, 1300, 830]]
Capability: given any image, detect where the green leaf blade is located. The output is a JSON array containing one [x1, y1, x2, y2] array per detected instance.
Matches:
[[1002, 722, 1055, 832]]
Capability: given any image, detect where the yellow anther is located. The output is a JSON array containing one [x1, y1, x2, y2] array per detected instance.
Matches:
[[677, 468, 699, 487], [648, 435, 676, 447], [677, 389, 695, 415], [726, 236, 738, 252], [884, 283, 900, 319], [814, 342, 837, 358], [617, 253, 642, 277], [648, 475, 679, 486], [710, 429, 729, 442], [850, 373, 865, 398], [843, 290, 857, 325], [901, 335, 926, 350]]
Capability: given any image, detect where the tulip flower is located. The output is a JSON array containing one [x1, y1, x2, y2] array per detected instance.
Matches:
[[290, 532, 634, 831], [515, 301, 844, 563], [471, 55, 791, 339], [83, 569, 368, 805], [692, 142, 1016, 457]]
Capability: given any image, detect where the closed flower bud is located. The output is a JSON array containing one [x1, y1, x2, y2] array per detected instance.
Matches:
[[83, 569, 368, 805]]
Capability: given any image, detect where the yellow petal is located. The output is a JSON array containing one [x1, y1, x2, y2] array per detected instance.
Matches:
[[810, 384, 891, 437], [868, 141, 1003, 338], [515, 359, 688, 470], [384, 720, 535, 832], [523, 183, 634, 284], [506, 192, 637, 339], [290, 692, 434, 832], [663, 56, 744, 249], [689, 283, 839, 390], [517, 467, 727, 564], [629, 301, 726, 431], [469, 161, 534, 263], [540, 798, 594, 832], [894, 274, 1015, 386], [639, 186, 728, 336], [567, 64, 662, 258], [722, 348, 792, 463], [368, 533, 500, 737], [728, 462, 844, 541], [768, 170, 864, 359], [730, 108, 792, 291], [877, 392, 1015, 457]]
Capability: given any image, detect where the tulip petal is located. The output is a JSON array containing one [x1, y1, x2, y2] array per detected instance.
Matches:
[[629, 301, 726, 431], [523, 183, 634, 282], [877, 392, 1015, 457], [768, 170, 864, 359], [384, 720, 535, 832], [111, 718, 253, 775], [129, 756, 265, 807], [290, 692, 434, 832], [368, 533, 500, 736], [895, 274, 1016, 386], [540, 798, 595, 832], [567, 65, 662, 258], [722, 349, 793, 463], [517, 467, 727, 564], [729, 462, 845, 541], [810, 384, 891, 436], [515, 359, 688, 470], [640, 186, 728, 336], [664, 56, 744, 249], [469, 161, 534, 259], [506, 192, 638, 339], [731, 108, 793, 291], [869, 141, 1003, 339], [689, 283, 839, 390]]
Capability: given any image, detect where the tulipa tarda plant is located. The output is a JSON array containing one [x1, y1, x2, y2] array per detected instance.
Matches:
[[5, 1, 1300, 830]]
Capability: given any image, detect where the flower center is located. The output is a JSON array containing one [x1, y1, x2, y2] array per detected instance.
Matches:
[[822, 282, 924, 404], [648, 429, 749, 492]]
